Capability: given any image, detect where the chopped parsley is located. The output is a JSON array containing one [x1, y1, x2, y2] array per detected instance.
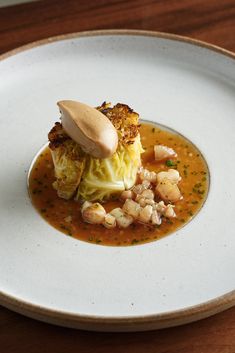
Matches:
[[165, 160, 175, 167]]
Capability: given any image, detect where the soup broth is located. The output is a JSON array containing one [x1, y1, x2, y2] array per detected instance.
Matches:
[[28, 123, 209, 246]]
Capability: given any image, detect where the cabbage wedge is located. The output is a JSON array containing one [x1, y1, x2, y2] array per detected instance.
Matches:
[[48, 103, 144, 202]]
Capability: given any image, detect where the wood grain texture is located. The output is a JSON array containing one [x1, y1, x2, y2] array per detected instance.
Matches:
[[0, 0, 235, 54], [0, 0, 235, 352], [1, 305, 235, 353]]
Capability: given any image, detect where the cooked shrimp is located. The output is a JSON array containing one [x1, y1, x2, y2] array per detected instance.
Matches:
[[132, 180, 150, 195], [156, 180, 182, 203], [141, 189, 155, 200], [117, 214, 134, 228], [103, 213, 116, 229], [154, 145, 177, 161], [142, 180, 151, 188], [122, 199, 141, 219], [110, 207, 123, 218], [154, 201, 166, 214], [138, 167, 157, 183], [164, 204, 176, 218], [81, 201, 92, 213], [151, 210, 162, 225], [138, 205, 153, 223], [135, 188, 155, 206], [110, 208, 134, 228], [120, 190, 134, 201], [156, 169, 181, 184], [136, 197, 155, 207], [82, 202, 106, 224]]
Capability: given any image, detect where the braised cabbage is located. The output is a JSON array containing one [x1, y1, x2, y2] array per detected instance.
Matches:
[[48, 103, 143, 202], [77, 135, 143, 201]]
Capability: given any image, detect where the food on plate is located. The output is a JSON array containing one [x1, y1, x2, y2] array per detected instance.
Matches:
[[49, 101, 143, 202], [29, 101, 209, 246], [58, 100, 118, 158], [154, 145, 177, 161]]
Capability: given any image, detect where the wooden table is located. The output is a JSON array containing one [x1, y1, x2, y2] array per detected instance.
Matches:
[[1, 1, 234, 352]]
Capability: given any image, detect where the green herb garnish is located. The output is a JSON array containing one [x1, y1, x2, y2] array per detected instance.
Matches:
[[166, 160, 175, 167]]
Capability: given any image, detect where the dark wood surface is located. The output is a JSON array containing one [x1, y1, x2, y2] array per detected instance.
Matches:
[[1, 1, 235, 352]]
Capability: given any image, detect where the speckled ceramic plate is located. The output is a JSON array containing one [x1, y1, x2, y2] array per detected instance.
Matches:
[[0, 30, 234, 332]]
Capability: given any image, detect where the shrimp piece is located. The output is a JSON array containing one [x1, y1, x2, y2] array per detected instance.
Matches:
[[138, 167, 157, 183], [157, 169, 181, 184], [132, 180, 150, 195], [154, 145, 177, 161], [135, 196, 146, 207], [151, 210, 162, 225], [135, 188, 155, 206], [82, 202, 106, 224], [110, 207, 123, 218], [103, 213, 116, 229], [156, 180, 182, 203], [110, 208, 133, 228], [136, 197, 155, 207], [81, 201, 92, 213], [142, 180, 151, 188], [154, 201, 166, 214], [138, 205, 153, 223], [116, 214, 134, 228], [141, 189, 155, 200], [120, 190, 134, 201], [164, 204, 176, 218], [153, 201, 176, 218], [122, 199, 141, 219]]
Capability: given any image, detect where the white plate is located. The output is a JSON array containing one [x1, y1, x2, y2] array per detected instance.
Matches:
[[0, 30, 234, 332]]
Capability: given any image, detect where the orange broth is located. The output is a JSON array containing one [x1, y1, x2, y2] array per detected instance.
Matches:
[[28, 123, 209, 246]]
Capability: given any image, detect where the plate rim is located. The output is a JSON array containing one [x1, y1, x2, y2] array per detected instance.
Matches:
[[0, 29, 234, 331], [1, 289, 235, 331], [0, 29, 234, 62]]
